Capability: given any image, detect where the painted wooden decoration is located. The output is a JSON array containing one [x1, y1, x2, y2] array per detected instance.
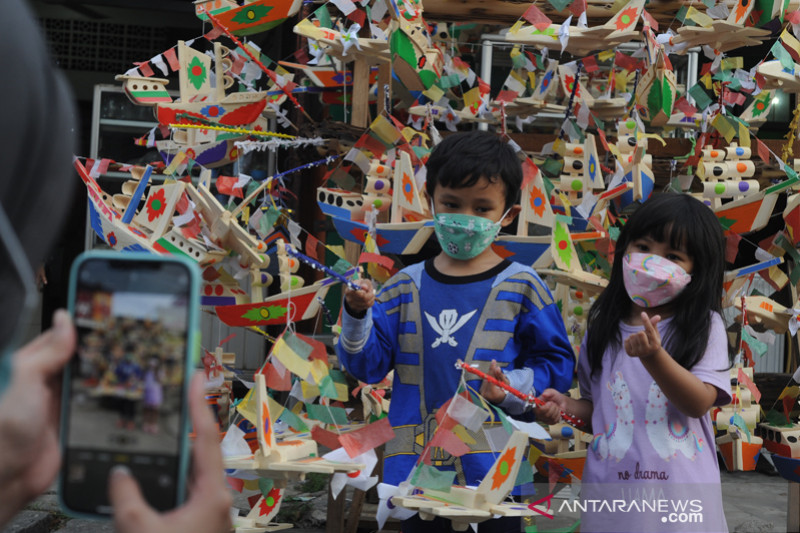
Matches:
[[392, 431, 540, 529], [223, 374, 364, 480], [195, 0, 304, 36], [635, 48, 676, 127]]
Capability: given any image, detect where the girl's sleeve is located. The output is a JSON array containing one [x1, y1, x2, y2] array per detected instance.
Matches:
[[690, 312, 733, 406], [336, 298, 398, 385]]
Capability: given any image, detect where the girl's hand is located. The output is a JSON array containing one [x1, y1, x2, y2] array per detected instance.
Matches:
[[344, 279, 375, 314], [537, 389, 567, 425], [479, 359, 508, 404], [625, 312, 663, 359]]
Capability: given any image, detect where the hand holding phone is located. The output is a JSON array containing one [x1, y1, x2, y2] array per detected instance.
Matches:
[[60, 251, 199, 517], [0, 310, 75, 529], [108, 372, 232, 533]]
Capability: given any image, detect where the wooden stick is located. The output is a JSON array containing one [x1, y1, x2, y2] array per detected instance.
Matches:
[[202, 8, 315, 124]]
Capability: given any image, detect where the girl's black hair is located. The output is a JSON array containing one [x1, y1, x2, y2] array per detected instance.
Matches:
[[585, 193, 725, 376], [424, 131, 522, 210]]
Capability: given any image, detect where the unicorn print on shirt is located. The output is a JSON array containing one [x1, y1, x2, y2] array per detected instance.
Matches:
[[591, 371, 634, 461], [645, 381, 704, 461]]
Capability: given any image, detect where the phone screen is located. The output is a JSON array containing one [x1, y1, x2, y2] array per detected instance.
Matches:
[[62, 256, 193, 515]]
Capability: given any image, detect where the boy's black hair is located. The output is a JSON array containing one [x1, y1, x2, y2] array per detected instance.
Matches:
[[585, 193, 725, 376], [424, 131, 522, 210]]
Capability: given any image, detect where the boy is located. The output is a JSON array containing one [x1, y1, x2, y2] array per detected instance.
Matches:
[[338, 131, 575, 532]]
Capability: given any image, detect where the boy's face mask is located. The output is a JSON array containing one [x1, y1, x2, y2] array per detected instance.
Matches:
[[432, 203, 509, 260], [622, 252, 692, 308]]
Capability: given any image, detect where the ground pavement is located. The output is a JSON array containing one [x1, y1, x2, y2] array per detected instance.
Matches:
[[2, 468, 791, 533]]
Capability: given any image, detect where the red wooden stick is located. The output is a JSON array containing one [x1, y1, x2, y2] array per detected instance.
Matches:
[[457, 361, 585, 428]]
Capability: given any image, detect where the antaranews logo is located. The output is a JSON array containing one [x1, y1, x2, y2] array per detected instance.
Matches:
[[527, 494, 704, 524]]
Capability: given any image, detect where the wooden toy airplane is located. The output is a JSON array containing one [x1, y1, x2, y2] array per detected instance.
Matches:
[[504, 0, 645, 56], [232, 490, 292, 533], [734, 295, 794, 334], [224, 374, 364, 482], [392, 431, 543, 530], [756, 60, 800, 93], [185, 181, 270, 269], [739, 90, 775, 130], [293, 18, 391, 63], [671, 0, 771, 54]]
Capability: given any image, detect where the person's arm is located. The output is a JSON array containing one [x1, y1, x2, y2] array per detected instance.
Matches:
[[337, 278, 400, 384], [109, 372, 232, 532], [625, 312, 719, 418], [0, 310, 75, 529], [481, 275, 576, 418], [537, 390, 594, 429]]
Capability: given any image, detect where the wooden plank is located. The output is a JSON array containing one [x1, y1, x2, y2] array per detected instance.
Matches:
[[421, 0, 760, 28], [351, 58, 371, 128], [345, 488, 366, 533], [327, 483, 346, 533], [788, 482, 800, 533]]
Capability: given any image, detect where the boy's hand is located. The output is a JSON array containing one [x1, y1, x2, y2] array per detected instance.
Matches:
[[537, 389, 567, 425], [344, 279, 375, 314], [625, 312, 663, 359], [479, 359, 508, 405]]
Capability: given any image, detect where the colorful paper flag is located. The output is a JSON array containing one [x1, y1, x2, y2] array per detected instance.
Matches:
[[523, 4, 552, 31], [410, 463, 456, 492], [737, 368, 762, 403], [339, 417, 395, 458]]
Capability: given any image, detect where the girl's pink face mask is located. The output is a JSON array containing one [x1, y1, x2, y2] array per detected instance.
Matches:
[[622, 252, 692, 308]]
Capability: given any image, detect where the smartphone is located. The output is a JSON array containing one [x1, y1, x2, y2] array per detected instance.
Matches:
[[60, 251, 199, 518]]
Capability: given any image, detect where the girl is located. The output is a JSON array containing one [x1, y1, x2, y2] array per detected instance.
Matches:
[[539, 193, 732, 533], [142, 356, 164, 434]]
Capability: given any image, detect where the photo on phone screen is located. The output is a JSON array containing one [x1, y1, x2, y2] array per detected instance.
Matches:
[[61, 254, 196, 516]]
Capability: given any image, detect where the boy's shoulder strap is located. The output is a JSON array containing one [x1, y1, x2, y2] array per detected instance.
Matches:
[[375, 262, 423, 305], [491, 261, 536, 287]]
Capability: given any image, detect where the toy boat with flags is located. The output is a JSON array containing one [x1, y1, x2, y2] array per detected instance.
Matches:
[[317, 115, 434, 255], [115, 41, 268, 127], [115, 75, 172, 105], [155, 40, 267, 127], [194, 0, 303, 36], [76, 158, 230, 264]]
